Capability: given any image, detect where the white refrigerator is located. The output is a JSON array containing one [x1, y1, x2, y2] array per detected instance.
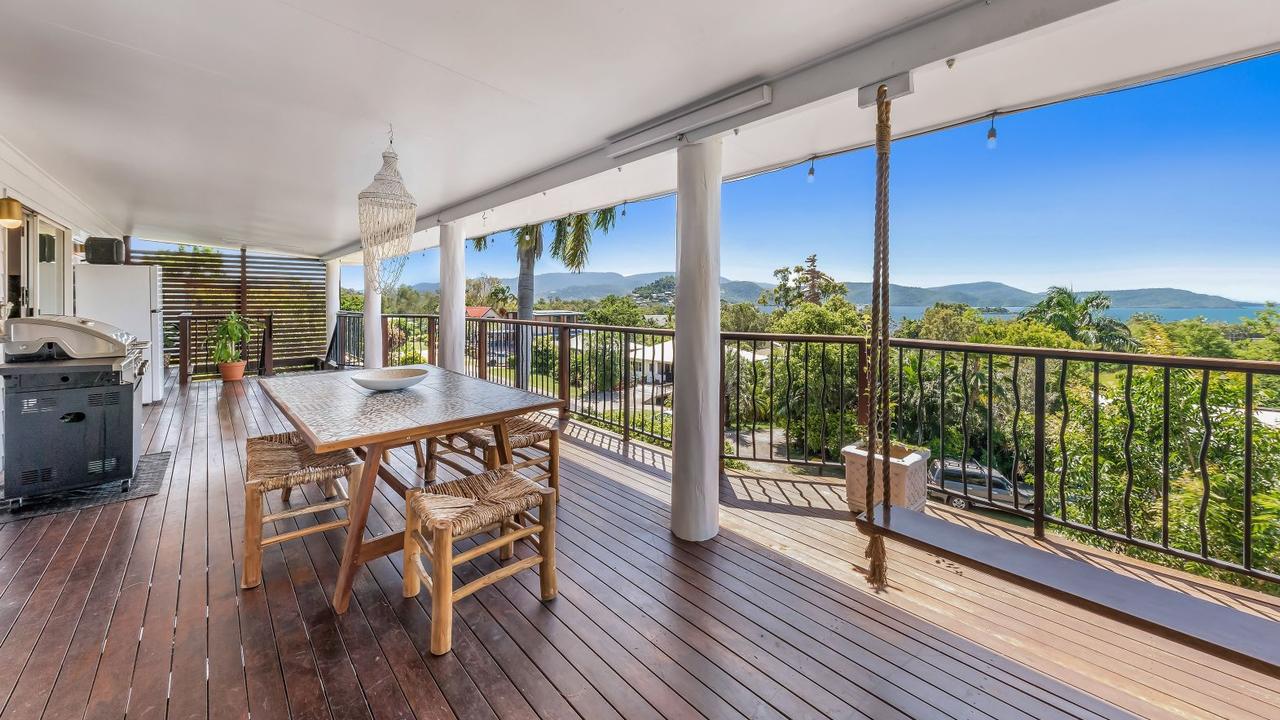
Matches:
[[73, 264, 166, 404]]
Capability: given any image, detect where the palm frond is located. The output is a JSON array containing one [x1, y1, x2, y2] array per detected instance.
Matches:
[[556, 212, 593, 272], [469, 234, 490, 251], [550, 217, 570, 263], [593, 206, 618, 233]]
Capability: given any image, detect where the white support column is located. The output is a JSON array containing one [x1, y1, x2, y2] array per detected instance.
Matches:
[[324, 259, 340, 341], [363, 266, 382, 369], [438, 221, 466, 372], [672, 139, 722, 542]]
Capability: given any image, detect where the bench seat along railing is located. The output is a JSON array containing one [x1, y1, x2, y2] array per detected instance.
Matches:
[[329, 312, 1279, 586]]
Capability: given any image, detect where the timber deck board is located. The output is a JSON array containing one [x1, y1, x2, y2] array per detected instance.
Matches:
[[0, 373, 1273, 719]]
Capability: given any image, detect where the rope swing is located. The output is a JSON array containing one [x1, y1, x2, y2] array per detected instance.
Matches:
[[862, 84, 894, 588]]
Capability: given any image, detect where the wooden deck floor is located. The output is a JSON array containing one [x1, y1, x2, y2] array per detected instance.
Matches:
[[0, 375, 1275, 719]]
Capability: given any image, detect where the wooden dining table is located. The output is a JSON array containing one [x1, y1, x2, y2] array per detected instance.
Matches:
[[259, 365, 564, 613]]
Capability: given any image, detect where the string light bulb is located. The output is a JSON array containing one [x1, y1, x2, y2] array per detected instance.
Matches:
[[806, 158, 816, 183], [986, 114, 998, 150]]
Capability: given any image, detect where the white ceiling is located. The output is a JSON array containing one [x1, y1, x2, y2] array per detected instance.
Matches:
[[0, 0, 1276, 260]]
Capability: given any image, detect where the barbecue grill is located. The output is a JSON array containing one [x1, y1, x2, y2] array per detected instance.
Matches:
[[1, 315, 148, 503]]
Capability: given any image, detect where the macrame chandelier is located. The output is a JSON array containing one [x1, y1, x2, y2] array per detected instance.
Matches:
[[357, 128, 416, 294]]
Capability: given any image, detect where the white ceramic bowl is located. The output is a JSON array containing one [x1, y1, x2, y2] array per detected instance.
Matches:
[[351, 367, 429, 391]]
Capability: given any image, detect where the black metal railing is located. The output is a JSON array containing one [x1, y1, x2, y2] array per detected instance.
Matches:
[[325, 312, 1280, 584], [176, 312, 276, 381]]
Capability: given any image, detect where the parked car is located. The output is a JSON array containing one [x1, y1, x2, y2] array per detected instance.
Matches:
[[927, 458, 1035, 512]]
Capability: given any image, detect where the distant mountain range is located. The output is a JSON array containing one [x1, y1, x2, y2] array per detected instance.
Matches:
[[412, 273, 1259, 309]]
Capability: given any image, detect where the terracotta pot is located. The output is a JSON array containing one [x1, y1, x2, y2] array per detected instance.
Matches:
[[219, 360, 247, 382]]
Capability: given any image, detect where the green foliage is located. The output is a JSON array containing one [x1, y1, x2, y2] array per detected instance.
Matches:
[[759, 254, 844, 310], [721, 302, 771, 333], [1020, 286, 1136, 351], [584, 295, 649, 327], [898, 303, 983, 342], [384, 285, 439, 314], [631, 275, 675, 304], [339, 288, 363, 312], [570, 333, 625, 392], [970, 318, 1078, 348], [211, 311, 249, 364], [768, 296, 867, 335]]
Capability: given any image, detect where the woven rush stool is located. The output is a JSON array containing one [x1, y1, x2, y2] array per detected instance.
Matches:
[[403, 466, 557, 654], [427, 416, 559, 497], [242, 431, 362, 589]]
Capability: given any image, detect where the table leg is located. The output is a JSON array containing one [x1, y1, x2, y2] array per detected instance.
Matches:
[[491, 420, 514, 465], [333, 441, 387, 613]]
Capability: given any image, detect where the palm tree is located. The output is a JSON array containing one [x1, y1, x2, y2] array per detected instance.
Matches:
[[471, 207, 617, 319], [1020, 286, 1135, 351], [471, 207, 618, 385]]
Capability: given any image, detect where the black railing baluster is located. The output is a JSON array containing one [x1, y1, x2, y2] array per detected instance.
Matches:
[[1059, 360, 1068, 521], [1123, 364, 1135, 539], [820, 342, 829, 466], [1011, 355, 1021, 504], [986, 352, 994, 504], [961, 351, 971, 503], [1244, 372, 1254, 570], [1093, 362, 1101, 530], [939, 350, 947, 482], [1198, 369, 1211, 558], [1033, 356, 1046, 539], [785, 343, 792, 463], [1162, 367, 1171, 547], [916, 348, 924, 446]]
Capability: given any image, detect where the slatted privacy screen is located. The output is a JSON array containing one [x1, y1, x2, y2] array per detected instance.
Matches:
[[130, 246, 328, 371]]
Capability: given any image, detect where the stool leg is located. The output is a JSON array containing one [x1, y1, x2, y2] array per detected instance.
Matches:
[[241, 482, 264, 589], [484, 446, 498, 471], [403, 489, 421, 597], [281, 486, 293, 504], [538, 488, 557, 601], [321, 477, 338, 500], [549, 431, 560, 501], [430, 522, 454, 655], [499, 516, 515, 561]]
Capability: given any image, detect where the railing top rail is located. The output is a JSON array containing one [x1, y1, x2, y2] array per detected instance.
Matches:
[[354, 312, 1280, 374], [887, 336, 1280, 373]]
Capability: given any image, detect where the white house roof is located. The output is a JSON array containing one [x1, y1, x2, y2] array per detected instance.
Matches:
[[1, 1, 1276, 257]]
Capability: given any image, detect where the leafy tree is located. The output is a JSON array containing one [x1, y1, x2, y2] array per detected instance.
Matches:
[[1133, 316, 1233, 358], [464, 275, 514, 311], [384, 285, 439, 314], [970, 318, 1077, 348], [759, 255, 844, 310], [769, 296, 867, 336], [585, 295, 649, 327], [339, 287, 363, 312], [1019, 287, 1135, 351], [898, 303, 984, 342], [721, 302, 771, 333]]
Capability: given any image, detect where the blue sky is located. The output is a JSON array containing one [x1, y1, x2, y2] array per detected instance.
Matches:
[[346, 53, 1277, 303]]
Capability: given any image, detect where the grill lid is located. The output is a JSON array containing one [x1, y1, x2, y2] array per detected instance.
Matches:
[[3, 315, 135, 361]]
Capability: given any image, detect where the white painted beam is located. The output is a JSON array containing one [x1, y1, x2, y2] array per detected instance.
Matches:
[[322, 0, 1116, 259], [438, 221, 466, 372], [671, 139, 722, 542]]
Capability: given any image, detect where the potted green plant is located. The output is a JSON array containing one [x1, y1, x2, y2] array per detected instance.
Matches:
[[212, 311, 250, 381]]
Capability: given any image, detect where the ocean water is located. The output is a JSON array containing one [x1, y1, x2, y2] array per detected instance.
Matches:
[[889, 306, 1270, 324]]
